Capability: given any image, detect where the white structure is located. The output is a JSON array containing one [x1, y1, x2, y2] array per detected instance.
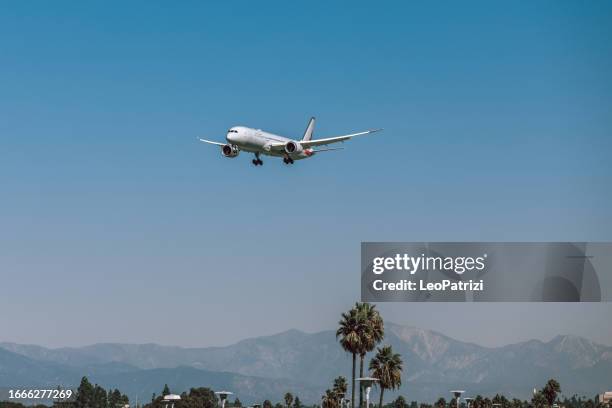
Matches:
[[356, 377, 379, 408], [450, 391, 465, 408], [163, 394, 181, 408], [599, 392, 612, 405], [215, 391, 234, 408], [464, 397, 474, 408]]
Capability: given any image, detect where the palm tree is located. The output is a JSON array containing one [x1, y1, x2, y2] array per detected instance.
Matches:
[[542, 379, 561, 407], [436, 398, 447, 408], [333, 376, 348, 403], [337, 307, 362, 408], [531, 392, 547, 408], [285, 393, 294, 408], [323, 389, 340, 408], [355, 303, 384, 408], [369, 345, 403, 408]]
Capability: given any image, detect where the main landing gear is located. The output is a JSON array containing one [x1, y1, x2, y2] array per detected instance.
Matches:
[[252, 153, 263, 166], [283, 156, 294, 165]]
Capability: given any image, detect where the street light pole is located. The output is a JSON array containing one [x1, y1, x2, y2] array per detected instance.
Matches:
[[450, 391, 465, 408], [356, 377, 379, 408], [215, 391, 234, 408]]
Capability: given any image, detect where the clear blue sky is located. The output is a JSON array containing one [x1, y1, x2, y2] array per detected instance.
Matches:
[[1, 1, 611, 348]]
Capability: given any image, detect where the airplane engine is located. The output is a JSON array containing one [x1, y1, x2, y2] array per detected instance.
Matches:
[[221, 144, 239, 158], [285, 141, 303, 155]]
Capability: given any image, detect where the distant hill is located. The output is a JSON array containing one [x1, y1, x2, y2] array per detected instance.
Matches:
[[2, 323, 611, 403], [0, 347, 320, 404], [92, 366, 322, 404]]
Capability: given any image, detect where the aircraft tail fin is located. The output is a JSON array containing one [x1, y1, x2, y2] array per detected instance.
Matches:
[[302, 117, 316, 141]]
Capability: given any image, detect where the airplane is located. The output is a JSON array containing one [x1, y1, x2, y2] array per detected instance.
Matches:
[[198, 117, 382, 166]]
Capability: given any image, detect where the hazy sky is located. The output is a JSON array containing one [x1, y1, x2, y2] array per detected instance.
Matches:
[[1, 1, 611, 349]]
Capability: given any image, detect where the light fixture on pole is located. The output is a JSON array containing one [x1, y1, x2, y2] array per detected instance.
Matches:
[[450, 391, 465, 408], [215, 391, 234, 408], [356, 377, 379, 408], [163, 394, 181, 408]]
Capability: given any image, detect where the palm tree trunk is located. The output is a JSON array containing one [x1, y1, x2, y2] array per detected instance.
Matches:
[[379, 388, 385, 408], [359, 354, 364, 408], [351, 353, 356, 408]]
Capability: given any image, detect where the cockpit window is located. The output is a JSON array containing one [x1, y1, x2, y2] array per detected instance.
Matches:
[[227, 129, 238, 133]]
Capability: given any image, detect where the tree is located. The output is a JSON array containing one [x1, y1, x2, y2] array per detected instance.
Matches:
[[393, 396, 407, 408], [492, 395, 509, 408], [294, 397, 303, 408], [531, 392, 547, 408], [0, 403, 28, 408], [162, 385, 171, 397], [355, 303, 384, 408], [108, 388, 128, 408], [337, 306, 363, 408], [182, 387, 217, 408], [74, 376, 95, 408], [369, 345, 402, 408], [234, 399, 243, 408], [323, 390, 339, 408], [86, 383, 107, 408], [143, 387, 216, 408], [542, 379, 561, 407], [510, 399, 523, 408], [285, 393, 295, 408], [435, 398, 447, 408], [333, 376, 348, 402], [263, 401, 273, 408]]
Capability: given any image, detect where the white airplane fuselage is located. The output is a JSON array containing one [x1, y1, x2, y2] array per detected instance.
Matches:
[[225, 126, 313, 160]]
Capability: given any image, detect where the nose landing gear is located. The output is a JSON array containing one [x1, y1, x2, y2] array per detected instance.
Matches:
[[283, 157, 294, 165]]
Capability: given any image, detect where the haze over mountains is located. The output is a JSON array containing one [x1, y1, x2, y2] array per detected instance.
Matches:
[[1, 323, 611, 404]]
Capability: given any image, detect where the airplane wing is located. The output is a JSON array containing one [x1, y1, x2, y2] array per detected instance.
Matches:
[[266, 128, 382, 150], [301, 128, 383, 148], [199, 138, 226, 146]]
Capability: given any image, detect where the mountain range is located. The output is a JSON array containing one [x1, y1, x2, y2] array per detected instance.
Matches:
[[1, 323, 611, 404]]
